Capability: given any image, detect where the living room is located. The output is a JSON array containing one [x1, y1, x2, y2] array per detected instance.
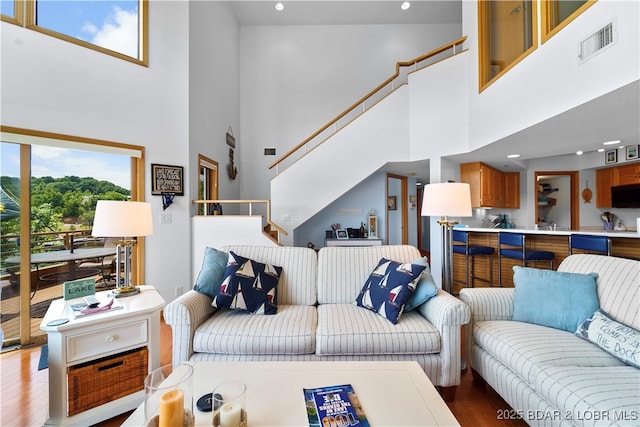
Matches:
[[1, 1, 639, 426]]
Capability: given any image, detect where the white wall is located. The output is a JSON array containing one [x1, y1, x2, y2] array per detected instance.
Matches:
[[1, 2, 191, 303], [239, 23, 462, 202]]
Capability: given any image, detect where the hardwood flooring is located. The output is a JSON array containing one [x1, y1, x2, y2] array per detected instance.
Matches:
[[0, 318, 526, 427]]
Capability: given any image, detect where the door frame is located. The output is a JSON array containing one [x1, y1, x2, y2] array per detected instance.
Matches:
[[386, 174, 408, 245], [534, 170, 580, 230]]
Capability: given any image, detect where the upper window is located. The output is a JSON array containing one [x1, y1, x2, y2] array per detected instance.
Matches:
[[541, 0, 596, 43], [478, 0, 537, 90], [1, 0, 147, 65]]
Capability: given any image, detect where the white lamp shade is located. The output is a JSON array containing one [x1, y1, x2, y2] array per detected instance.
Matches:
[[421, 182, 472, 217], [92, 200, 153, 238]]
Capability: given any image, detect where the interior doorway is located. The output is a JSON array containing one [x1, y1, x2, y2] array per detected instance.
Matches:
[[386, 174, 408, 244], [534, 171, 580, 230]]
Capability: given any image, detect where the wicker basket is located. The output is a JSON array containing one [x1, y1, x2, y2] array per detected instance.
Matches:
[[68, 347, 148, 416]]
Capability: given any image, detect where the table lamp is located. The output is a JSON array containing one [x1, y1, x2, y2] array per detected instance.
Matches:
[[421, 182, 472, 293], [92, 200, 153, 297]]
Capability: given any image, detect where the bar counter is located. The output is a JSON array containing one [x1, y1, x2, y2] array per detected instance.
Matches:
[[452, 227, 640, 292]]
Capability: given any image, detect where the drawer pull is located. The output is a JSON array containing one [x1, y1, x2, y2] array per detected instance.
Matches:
[[105, 335, 115, 343], [98, 360, 124, 371]]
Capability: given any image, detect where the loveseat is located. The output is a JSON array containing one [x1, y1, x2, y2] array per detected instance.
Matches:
[[459, 254, 639, 426], [164, 244, 470, 400]]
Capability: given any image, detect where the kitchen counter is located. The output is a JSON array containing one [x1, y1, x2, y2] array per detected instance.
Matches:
[[451, 227, 639, 291], [460, 227, 640, 238]]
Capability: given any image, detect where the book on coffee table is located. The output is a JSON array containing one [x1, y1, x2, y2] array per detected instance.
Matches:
[[303, 383, 370, 427]]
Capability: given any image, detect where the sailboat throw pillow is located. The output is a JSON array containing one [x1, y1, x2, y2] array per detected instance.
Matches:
[[212, 251, 283, 315], [355, 258, 426, 324]]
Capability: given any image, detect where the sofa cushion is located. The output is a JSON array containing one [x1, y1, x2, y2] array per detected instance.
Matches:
[[317, 245, 422, 305], [576, 309, 640, 369], [222, 245, 318, 306], [404, 257, 438, 312], [535, 365, 640, 425], [316, 304, 440, 356], [193, 304, 317, 355], [558, 254, 640, 330], [194, 247, 228, 299], [474, 320, 626, 386], [355, 258, 426, 324], [212, 251, 282, 315], [512, 266, 599, 332]]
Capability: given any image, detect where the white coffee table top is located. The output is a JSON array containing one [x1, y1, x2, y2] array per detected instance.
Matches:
[[122, 360, 459, 427]]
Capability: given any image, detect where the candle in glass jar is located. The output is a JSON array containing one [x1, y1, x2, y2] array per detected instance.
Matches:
[[159, 389, 184, 427], [219, 402, 242, 427]]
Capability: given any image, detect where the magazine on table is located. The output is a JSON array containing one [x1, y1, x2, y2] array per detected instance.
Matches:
[[303, 383, 369, 427], [69, 296, 122, 317]]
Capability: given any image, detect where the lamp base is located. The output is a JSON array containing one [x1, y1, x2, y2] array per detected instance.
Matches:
[[111, 286, 140, 298]]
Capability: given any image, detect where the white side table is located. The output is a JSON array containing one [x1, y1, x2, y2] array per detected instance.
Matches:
[[40, 285, 165, 426]]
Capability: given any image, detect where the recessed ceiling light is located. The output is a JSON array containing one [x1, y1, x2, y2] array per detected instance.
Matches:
[[401, 2, 411, 10], [576, 151, 583, 155], [275, 2, 284, 11], [602, 140, 621, 145], [507, 154, 520, 158], [598, 148, 605, 152]]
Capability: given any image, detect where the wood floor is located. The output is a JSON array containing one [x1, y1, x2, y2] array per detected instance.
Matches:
[[0, 319, 527, 427]]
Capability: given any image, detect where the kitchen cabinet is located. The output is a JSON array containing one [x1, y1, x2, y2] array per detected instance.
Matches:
[[614, 162, 640, 185], [460, 162, 518, 208], [504, 172, 520, 209], [595, 167, 614, 208]]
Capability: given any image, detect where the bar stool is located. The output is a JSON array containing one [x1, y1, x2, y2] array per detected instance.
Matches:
[[452, 230, 494, 289], [498, 232, 555, 286], [569, 234, 612, 256]]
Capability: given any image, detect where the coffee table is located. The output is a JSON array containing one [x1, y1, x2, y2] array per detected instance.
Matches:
[[122, 360, 459, 426]]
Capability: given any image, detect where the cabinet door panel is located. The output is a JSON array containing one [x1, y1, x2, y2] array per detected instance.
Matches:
[[596, 168, 613, 208]]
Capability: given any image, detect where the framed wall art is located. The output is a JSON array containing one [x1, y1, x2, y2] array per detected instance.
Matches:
[[605, 149, 617, 165], [625, 145, 638, 161], [151, 164, 184, 195]]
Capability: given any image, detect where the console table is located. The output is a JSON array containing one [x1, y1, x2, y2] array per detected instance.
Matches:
[[325, 238, 383, 247], [40, 285, 165, 426]]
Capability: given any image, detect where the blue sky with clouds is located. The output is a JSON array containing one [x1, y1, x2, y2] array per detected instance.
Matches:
[[2, 143, 131, 190]]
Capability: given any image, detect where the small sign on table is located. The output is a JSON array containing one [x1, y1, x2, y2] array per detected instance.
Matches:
[[64, 278, 96, 300]]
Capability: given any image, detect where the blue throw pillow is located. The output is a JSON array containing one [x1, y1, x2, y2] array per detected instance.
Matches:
[[576, 309, 640, 369], [512, 266, 599, 332], [193, 247, 229, 299], [355, 258, 426, 324], [212, 251, 282, 315], [404, 257, 438, 311]]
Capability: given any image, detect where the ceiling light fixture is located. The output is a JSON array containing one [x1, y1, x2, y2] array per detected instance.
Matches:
[[576, 151, 583, 155], [401, 2, 411, 10], [507, 154, 520, 158], [598, 148, 605, 152], [275, 2, 284, 11], [602, 140, 621, 145]]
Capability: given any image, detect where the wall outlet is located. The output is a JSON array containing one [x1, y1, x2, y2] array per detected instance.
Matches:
[[174, 286, 183, 297]]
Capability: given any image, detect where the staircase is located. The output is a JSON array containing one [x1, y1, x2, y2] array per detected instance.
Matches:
[[269, 38, 467, 246]]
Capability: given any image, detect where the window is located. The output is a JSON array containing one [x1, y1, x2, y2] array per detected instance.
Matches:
[[1, 0, 147, 65], [478, 0, 537, 90], [541, 0, 596, 43]]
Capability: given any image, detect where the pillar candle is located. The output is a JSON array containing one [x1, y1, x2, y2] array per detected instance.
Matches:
[[219, 402, 242, 427], [159, 389, 184, 427]]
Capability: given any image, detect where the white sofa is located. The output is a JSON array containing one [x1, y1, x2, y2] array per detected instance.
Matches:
[[459, 254, 640, 426], [164, 245, 470, 400]]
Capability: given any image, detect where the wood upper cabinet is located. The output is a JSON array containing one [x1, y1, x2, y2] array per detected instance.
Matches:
[[596, 167, 614, 208], [595, 162, 640, 208], [460, 162, 518, 208], [504, 172, 520, 209], [614, 162, 640, 185]]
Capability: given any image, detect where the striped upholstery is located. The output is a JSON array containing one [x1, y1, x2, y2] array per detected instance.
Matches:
[[165, 244, 471, 390], [316, 304, 440, 355], [317, 245, 422, 304], [193, 304, 317, 355], [460, 255, 640, 427]]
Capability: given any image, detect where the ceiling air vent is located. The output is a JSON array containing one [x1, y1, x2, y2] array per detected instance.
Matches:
[[579, 21, 617, 63]]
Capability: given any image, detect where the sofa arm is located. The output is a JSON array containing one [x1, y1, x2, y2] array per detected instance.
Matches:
[[417, 290, 470, 388], [458, 288, 514, 371], [163, 289, 217, 367]]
